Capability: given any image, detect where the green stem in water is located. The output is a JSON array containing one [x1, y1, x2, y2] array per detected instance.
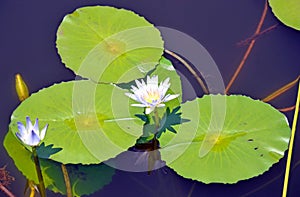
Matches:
[[32, 146, 46, 197], [152, 108, 160, 150], [153, 108, 160, 137], [148, 108, 160, 174]]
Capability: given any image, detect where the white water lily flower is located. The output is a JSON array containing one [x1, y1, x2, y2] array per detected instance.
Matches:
[[125, 75, 180, 114], [16, 116, 48, 146]]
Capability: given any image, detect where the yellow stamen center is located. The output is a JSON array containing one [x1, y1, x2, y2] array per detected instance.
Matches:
[[144, 90, 160, 103]]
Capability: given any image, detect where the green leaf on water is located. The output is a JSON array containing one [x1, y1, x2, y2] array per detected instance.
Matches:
[[8, 80, 143, 164], [56, 6, 164, 83], [269, 0, 300, 30], [159, 95, 291, 183]]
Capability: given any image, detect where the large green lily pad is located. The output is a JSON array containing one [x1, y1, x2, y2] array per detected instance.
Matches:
[[4, 131, 115, 196], [159, 95, 291, 183], [269, 0, 300, 30], [8, 80, 144, 164], [56, 6, 164, 83]]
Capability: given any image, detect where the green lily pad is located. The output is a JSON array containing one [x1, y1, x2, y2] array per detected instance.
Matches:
[[8, 80, 143, 164], [159, 95, 291, 183], [56, 6, 164, 83], [3, 131, 115, 196], [269, 0, 300, 30]]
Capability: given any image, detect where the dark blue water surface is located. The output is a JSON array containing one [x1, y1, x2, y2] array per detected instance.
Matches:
[[1, 0, 300, 196]]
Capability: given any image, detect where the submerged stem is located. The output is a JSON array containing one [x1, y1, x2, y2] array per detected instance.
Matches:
[[147, 108, 160, 174], [282, 82, 300, 197], [225, 0, 268, 94], [32, 146, 46, 197], [164, 49, 209, 94], [61, 164, 72, 197], [263, 75, 300, 102], [153, 108, 160, 148], [154, 108, 160, 134]]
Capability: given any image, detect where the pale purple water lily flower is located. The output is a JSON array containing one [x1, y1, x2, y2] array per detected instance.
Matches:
[[16, 116, 48, 146], [125, 75, 180, 114]]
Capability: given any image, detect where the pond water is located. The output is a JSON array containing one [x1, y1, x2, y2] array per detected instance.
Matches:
[[1, 0, 299, 196]]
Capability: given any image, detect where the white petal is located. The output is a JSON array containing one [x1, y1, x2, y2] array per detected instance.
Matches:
[[147, 75, 158, 85], [26, 130, 41, 146], [17, 122, 27, 136], [145, 107, 155, 114], [133, 90, 147, 104], [16, 132, 25, 143], [146, 75, 151, 83], [157, 103, 165, 107], [131, 104, 147, 107], [135, 79, 146, 89], [33, 118, 39, 134], [134, 79, 142, 88], [162, 77, 170, 85], [158, 78, 170, 98], [141, 79, 146, 86], [40, 124, 48, 140], [130, 85, 139, 92], [125, 92, 139, 102], [26, 116, 33, 131], [163, 94, 180, 102]]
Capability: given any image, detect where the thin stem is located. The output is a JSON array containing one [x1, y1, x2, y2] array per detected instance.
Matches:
[[0, 184, 15, 197], [237, 24, 278, 46], [263, 75, 300, 102], [32, 146, 46, 197], [279, 106, 296, 112], [153, 108, 160, 149], [164, 49, 209, 94], [147, 108, 161, 174], [282, 82, 300, 197], [225, 0, 268, 94], [154, 108, 160, 133], [61, 164, 72, 197]]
